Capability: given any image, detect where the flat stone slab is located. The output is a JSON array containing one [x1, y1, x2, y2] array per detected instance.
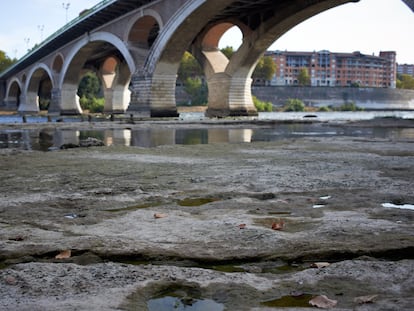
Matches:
[[0, 120, 413, 310]]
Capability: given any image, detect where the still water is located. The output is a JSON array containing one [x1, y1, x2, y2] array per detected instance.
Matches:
[[0, 111, 413, 151]]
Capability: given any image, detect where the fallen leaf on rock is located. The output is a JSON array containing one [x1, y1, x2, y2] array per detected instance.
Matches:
[[271, 219, 285, 230], [238, 224, 247, 229], [55, 250, 71, 259], [5, 276, 17, 285], [154, 213, 167, 219], [354, 294, 378, 304], [309, 295, 337, 308], [310, 262, 331, 269]]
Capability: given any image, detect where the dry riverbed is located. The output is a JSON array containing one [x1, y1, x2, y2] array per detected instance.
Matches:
[[0, 118, 413, 310]]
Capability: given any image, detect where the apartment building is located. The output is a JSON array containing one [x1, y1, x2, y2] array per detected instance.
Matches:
[[397, 64, 414, 77], [267, 50, 397, 88]]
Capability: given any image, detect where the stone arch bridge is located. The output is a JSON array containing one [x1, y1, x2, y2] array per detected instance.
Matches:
[[0, 0, 413, 117]]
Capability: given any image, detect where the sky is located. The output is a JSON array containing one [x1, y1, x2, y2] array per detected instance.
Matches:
[[0, 0, 413, 64]]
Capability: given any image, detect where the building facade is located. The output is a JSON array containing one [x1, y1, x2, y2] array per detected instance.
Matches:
[[397, 64, 414, 77], [267, 50, 397, 88]]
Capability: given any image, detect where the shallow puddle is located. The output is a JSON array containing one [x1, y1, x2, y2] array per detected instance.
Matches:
[[106, 201, 162, 213], [177, 197, 219, 207], [147, 284, 224, 311], [147, 296, 224, 311], [261, 294, 314, 308]]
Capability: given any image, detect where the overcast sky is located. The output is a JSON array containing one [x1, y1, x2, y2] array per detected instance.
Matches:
[[1, 0, 413, 63]]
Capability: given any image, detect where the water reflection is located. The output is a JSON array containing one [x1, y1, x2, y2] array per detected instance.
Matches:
[[0, 125, 413, 151]]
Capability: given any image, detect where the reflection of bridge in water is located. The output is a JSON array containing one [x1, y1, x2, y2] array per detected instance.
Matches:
[[2, 123, 414, 151], [1, 0, 412, 118]]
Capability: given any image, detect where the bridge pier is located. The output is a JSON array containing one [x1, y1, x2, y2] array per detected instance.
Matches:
[[2, 97, 19, 110], [60, 84, 82, 115], [18, 93, 40, 113], [128, 71, 179, 117], [205, 73, 257, 118], [103, 87, 130, 114], [49, 88, 62, 114]]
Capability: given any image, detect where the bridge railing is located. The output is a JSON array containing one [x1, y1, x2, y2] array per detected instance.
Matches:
[[0, 0, 116, 77]]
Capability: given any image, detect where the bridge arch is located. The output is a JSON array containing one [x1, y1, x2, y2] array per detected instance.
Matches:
[[58, 31, 135, 114], [126, 9, 163, 49], [131, 0, 384, 117], [4, 78, 22, 110], [18, 63, 54, 113], [52, 53, 64, 74]]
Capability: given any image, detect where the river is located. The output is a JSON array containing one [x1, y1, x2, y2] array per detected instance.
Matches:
[[0, 111, 413, 151]]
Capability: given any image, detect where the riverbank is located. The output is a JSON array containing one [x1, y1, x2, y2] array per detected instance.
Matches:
[[0, 118, 413, 310]]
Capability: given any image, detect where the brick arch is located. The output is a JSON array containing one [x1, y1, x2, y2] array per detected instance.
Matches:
[[58, 32, 135, 114], [126, 9, 163, 49], [52, 53, 64, 74], [5, 77, 22, 99], [143, 0, 365, 117], [59, 31, 135, 88], [26, 63, 54, 93], [5, 78, 22, 109]]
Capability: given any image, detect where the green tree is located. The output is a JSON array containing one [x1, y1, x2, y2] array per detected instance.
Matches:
[[184, 77, 208, 106], [252, 56, 276, 85], [78, 72, 102, 99], [77, 72, 104, 113], [178, 52, 203, 83], [297, 68, 311, 86], [221, 46, 234, 59], [0, 50, 17, 73], [397, 74, 414, 90]]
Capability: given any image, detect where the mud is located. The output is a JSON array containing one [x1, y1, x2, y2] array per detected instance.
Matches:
[[0, 118, 413, 310]]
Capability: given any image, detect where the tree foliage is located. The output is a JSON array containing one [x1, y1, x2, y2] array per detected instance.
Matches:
[[397, 74, 414, 90], [183, 77, 208, 105], [178, 52, 203, 83], [252, 56, 277, 84], [297, 68, 311, 86], [78, 72, 102, 99], [0, 50, 17, 73], [221, 46, 234, 59], [77, 72, 104, 113]]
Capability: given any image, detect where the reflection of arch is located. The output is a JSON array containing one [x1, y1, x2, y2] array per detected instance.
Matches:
[[52, 53, 64, 73]]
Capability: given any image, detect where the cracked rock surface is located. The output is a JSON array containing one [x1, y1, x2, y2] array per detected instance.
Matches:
[[1, 119, 413, 310]]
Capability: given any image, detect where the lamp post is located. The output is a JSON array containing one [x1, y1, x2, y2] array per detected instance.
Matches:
[[24, 38, 30, 51], [38, 25, 44, 42], [62, 2, 70, 24]]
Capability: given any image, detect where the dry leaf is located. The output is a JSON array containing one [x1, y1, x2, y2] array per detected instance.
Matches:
[[354, 294, 378, 304], [309, 295, 337, 309], [55, 250, 71, 259], [238, 224, 247, 229], [271, 219, 285, 230], [154, 213, 167, 219], [310, 262, 331, 269]]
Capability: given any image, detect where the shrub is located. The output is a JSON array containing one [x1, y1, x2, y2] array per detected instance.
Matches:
[[318, 106, 330, 112], [337, 101, 364, 111], [79, 95, 105, 113], [283, 98, 305, 112], [253, 96, 273, 112]]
